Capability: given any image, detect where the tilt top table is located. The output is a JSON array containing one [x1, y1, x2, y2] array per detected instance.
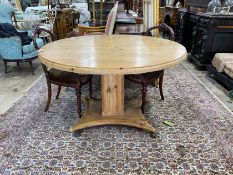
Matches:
[[38, 35, 187, 133]]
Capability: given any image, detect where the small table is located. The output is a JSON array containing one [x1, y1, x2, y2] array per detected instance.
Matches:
[[39, 35, 187, 133]]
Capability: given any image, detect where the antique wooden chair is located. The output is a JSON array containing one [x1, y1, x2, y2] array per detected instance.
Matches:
[[125, 23, 174, 113], [36, 9, 57, 43], [41, 63, 93, 117], [33, 27, 93, 117]]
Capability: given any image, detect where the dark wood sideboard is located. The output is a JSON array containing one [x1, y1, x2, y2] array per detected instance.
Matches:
[[175, 9, 233, 69]]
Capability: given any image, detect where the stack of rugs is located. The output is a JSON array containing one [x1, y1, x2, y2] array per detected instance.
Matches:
[[212, 53, 233, 79]]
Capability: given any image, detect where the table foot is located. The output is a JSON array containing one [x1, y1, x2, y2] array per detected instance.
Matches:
[[69, 98, 155, 133]]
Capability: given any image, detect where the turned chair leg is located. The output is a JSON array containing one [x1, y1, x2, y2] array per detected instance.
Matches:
[[141, 81, 147, 114], [153, 79, 159, 87], [76, 85, 82, 118], [56, 85, 62, 99], [17, 62, 19, 66], [45, 82, 52, 112], [159, 71, 164, 100], [29, 61, 34, 75], [89, 77, 93, 98], [3, 60, 7, 74]]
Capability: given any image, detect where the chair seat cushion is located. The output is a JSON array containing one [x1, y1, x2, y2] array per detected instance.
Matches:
[[22, 38, 44, 54], [224, 63, 233, 79], [49, 69, 91, 85], [212, 53, 233, 72], [126, 70, 164, 83]]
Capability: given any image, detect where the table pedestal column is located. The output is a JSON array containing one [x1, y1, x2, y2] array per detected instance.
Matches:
[[69, 74, 155, 133], [102, 75, 124, 116]]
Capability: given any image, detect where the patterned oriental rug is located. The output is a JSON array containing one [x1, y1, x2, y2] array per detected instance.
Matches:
[[0, 64, 232, 174]]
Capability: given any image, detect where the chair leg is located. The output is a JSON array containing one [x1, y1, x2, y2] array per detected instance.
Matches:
[[29, 61, 34, 75], [3, 60, 7, 74], [56, 85, 62, 99], [45, 82, 52, 112], [159, 71, 164, 100], [76, 85, 82, 118], [89, 77, 93, 98], [141, 81, 147, 114], [17, 62, 19, 66], [153, 79, 159, 88]]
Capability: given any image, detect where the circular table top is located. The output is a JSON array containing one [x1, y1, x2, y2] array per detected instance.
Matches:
[[39, 35, 187, 75]]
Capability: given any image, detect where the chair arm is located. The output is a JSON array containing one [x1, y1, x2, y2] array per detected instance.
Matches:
[[158, 23, 175, 40], [119, 26, 159, 36], [12, 12, 20, 30], [32, 26, 57, 50], [0, 36, 23, 59], [144, 26, 159, 36], [119, 32, 145, 35], [144, 23, 175, 40]]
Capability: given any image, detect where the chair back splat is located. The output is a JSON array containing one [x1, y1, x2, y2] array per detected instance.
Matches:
[[105, 1, 118, 35]]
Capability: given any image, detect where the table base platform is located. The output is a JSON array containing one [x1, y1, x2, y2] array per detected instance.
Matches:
[[69, 98, 156, 133]]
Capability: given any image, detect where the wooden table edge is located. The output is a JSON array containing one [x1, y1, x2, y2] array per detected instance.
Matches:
[[38, 52, 187, 75]]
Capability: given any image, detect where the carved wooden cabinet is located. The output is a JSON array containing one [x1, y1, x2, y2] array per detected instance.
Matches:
[[53, 8, 74, 39], [175, 10, 233, 69]]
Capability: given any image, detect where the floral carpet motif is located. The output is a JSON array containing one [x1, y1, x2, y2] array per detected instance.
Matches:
[[0, 64, 232, 174]]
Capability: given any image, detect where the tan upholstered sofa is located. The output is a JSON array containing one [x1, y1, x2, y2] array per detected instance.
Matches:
[[207, 53, 233, 90]]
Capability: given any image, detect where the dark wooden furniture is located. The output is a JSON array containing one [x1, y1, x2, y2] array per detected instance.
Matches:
[[33, 26, 57, 48], [175, 8, 233, 69], [37, 27, 93, 117], [124, 24, 175, 113], [31, 0, 39, 6], [42, 63, 93, 117], [72, 11, 80, 27], [207, 65, 233, 90], [126, 71, 164, 113], [190, 14, 233, 69], [119, 23, 175, 39]]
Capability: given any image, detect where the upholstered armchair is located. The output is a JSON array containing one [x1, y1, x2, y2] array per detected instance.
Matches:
[[0, 2, 44, 74]]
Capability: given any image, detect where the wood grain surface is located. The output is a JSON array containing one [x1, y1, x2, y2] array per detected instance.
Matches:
[[39, 35, 187, 75]]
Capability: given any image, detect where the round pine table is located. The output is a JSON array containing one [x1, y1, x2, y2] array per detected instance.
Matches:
[[38, 35, 187, 133]]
